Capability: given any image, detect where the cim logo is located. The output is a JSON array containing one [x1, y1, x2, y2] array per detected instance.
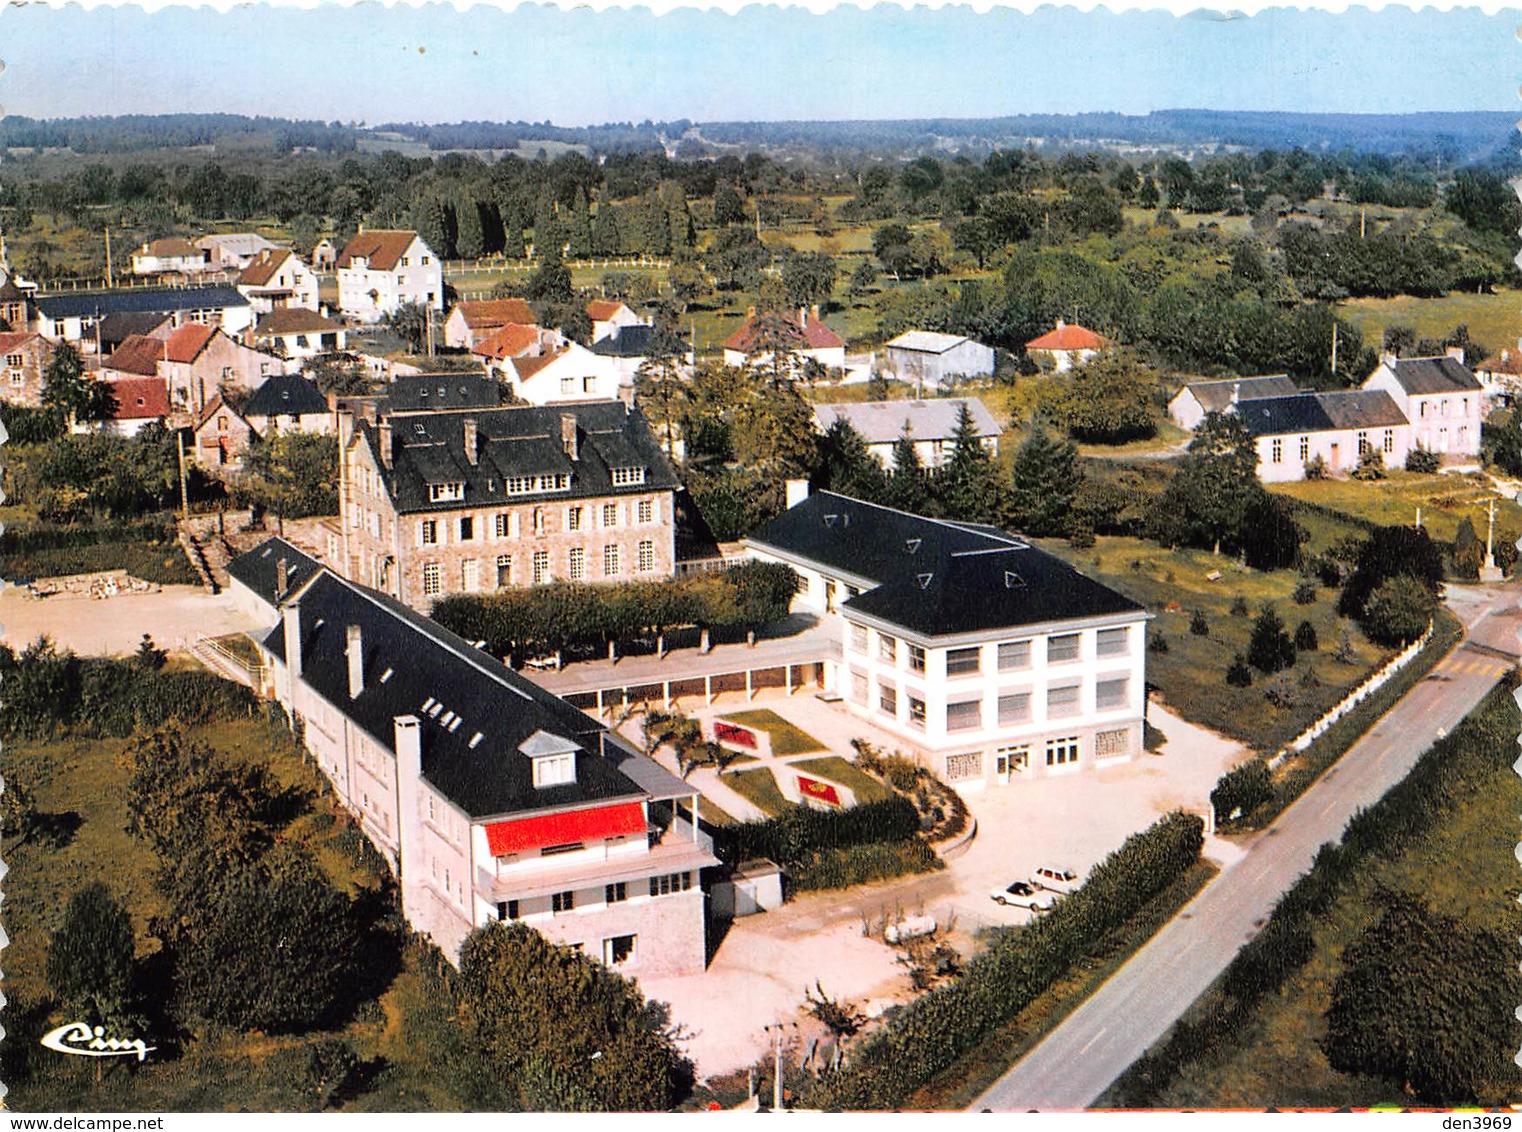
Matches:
[[41, 1021, 155, 1062]]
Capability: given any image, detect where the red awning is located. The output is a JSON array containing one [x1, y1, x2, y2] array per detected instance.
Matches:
[[485, 802, 647, 857]]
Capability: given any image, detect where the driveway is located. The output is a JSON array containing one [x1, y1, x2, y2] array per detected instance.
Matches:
[[0, 584, 266, 658]]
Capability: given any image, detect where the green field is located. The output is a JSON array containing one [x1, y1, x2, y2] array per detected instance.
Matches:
[[1270, 471, 1522, 548], [1338, 289, 1521, 357], [724, 766, 789, 817], [719, 708, 826, 756]]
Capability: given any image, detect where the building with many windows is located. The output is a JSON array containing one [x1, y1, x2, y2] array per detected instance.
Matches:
[[338, 399, 681, 609], [745, 491, 1149, 790], [1230, 390, 1412, 482], [1362, 350, 1483, 461], [246, 554, 716, 972], [335, 229, 443, 323]]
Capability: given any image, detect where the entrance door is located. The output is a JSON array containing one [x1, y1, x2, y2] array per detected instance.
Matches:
[[995, 750, 1011, 784]]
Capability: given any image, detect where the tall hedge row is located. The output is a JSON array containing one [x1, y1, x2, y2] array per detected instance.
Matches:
[[430, 561, 799, 656], [807, 810, 1204, 1109], [715, 795, 923, 869]]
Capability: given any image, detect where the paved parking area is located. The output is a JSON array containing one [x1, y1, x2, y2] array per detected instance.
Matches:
[[0, 584, 266, 658]]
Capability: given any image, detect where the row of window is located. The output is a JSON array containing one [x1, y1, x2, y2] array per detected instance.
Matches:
[[495, 872, 693, 924], [418, 500, 657, 547], [857, 672, 1130, 730], [944, 733, 1118, 781], [1417, 397, 1469, 419], [1270, 431, 1397, 465], [851, 626, 1130, 674], [421, 542, 659, 594]]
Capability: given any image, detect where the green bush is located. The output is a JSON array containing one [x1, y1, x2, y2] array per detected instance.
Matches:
[[1292, 579, 1318, 605], [1210, 759, 1273, 825], [716, 796, 923, 869], [1405, 445, 1441, 473], [791, 839, 941, 890], [808, 812, 1203, 1109], [1225, 653, 1253, 687], [1294, 620, 1319, 651], [1189, 609, 1209, 636]]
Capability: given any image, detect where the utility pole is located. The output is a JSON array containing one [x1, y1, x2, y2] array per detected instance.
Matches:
[[104, 227, 114, 285], [176, 428, 190, 519]]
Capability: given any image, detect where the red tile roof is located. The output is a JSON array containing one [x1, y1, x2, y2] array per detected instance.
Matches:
[[511, 346, 568, 382], [236, 248, 296, 287], [165, 323, 218, 363], [0, 331, 42, 353], [142, 237, 205, 260], [455, 298, 537, 330], [105, 376, 171, 421], [1479, 349, 1522, 377], [336, 229, 421, 272], [106, 334, 168, 376], [484, 802, 647, 856], [724, 311, 844, 353], [473, 322, 542, 361], [586, 299, 625, 322], [254, 309, 344, 336], [1026, 321, 1109, 351]]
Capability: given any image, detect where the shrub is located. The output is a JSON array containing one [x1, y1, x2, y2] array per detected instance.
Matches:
[[716, 796, 924, 869], [1293, 620, 1319, 651], [1304, 454, 1329, 480], [1405, 445, 1441, 473], [1361, 575, 1436, 646], [1189, 609, 1210, 637], [1350, 448, 1386, 481], [1247, 605, 1296, 674], [1230, 595, 1250, 617], [1148, 633, 1169, 654], [1293, 578, 1318, 605], [791, 840, 941, 890], [1210, 760, 1273, 825], [1226, 653, 1253, 687]]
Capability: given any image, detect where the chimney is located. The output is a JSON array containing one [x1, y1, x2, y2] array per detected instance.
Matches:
[[463, 416, 479, 466], [346, 623, 364, 699], [281, 598, 303, 689], [377, 420, 392, 468], [393, 714, 425, 925], [786, 478, 810, 509], [1380, 350, 1398, 369], [1446, 345, 1466, 363], [276, 556, 289, 600], [798, 307, 807, 328], [1229, 381, 1240, 407], [1056, 318, 1066, 330], [811, 303, 820, 321], [561, 412, 579, 460]]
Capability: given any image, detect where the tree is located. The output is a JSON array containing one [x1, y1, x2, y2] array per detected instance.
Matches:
[[1360, 575, 1437, 646], [713, 182, 746, 227], [1337, 525, 1446, 620], [1322, 896, 1520, 1104], [884, 428, 932, 515], [1006, 421, 1080, 537], [632, 326, 691, 460], [384, 301, 430, 354], [47, 883, 137, 1024], [780, 250, 836, 310], [42, 342, 115, 425], [1038, 354, 1158, 444], [1154, 410, 1263, 555], [1238, 493, 1305, 572], [457, 922, 694, 1111], [1293, 620, 1319, 651], [524, 246, 575, 305], [235, 431, 340, 522], [936, 402, 1003, 522], [1247, 605, 1296, 674], [1450, 516, 1484, 579], [813, 418, 888, 504]]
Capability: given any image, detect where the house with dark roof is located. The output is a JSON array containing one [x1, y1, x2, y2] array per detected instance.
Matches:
[[192, 394, 256, 477], [243, 374, 333, 437], [1363, 350, 1483, 461], [338, 399, 682, 609], [197, 232, 279, 271], [1168, 375, 1300, 432], [812, 398, 1002, 470], [246, 556, 716, 969], [225, 535, 323, 621], [1025, 320, 1109, 373], [97, 311, 174, 355], [336, 229, 442, 322], [746, 490, 1149, 790], [249, 307, 348, 361], [723, 307, 846, 372], [236, 248, 319, 313], [1230, 390, 1411, 481], [444, 298, 539, 350], [587, 298, 648, 344], [0, 268, 33, 330], [31, 285, 254, 348], [384, 373, 505, 415]]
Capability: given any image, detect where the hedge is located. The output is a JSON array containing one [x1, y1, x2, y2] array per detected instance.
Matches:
[[791, 839, 941, 891], [1107, 682, 1518, 1106], [430, 561, 798, 656], [806, 811, 1204, 1109], [715, 795, 923, 869]]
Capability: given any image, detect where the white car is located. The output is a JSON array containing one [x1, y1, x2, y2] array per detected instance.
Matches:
[[884, 915, 937, 944], [989, 881, 1056, 911], [1031, 866, 1083, 895]]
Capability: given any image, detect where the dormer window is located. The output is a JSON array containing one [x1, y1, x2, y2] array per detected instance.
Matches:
[[429, 482, 465, 503], [611, 467, 646, 487], [521, 729, 579, 789]]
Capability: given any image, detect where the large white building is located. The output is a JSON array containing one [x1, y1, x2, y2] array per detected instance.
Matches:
[[1168, 375, 1298, 432], [746, 492, 1150, 791], [1228, 391, 1412, 483], [336, 230, 444, 323], [884, 331, 995, 391], [812, 398, 1002, 470], [1362, 350, 1483, 461], [235, 546, 718, 974]]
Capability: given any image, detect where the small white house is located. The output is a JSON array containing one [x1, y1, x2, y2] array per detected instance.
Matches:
[[884, 331, 995, 391], [236, 248, 320, 314], [587, 299, 648, 344], [444, 298, 539, 350], [1168, 375, 1299, 432], [197, 233, 280, 271], [1362, 351, 1483, 461], [723, 308, 846, 373], [1025, 320, 1109, 373], [131, 238, 210, 278], [1230, 392, 1411, 482], [812, 398, 1002, 470], [336, 230, 443, 323], [499, 340, 624, 405]]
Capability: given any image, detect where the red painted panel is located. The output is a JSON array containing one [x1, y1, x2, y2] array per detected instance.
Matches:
[[485, 802, 646, 856]]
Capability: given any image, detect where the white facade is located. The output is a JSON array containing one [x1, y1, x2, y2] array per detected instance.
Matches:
[[1363, 353, 1483, 460], [884, 332, 995, 390], [502, 341, 625, 405], [1255, 423, 1409, 483], [237, 250, 320, 314], [337, 232, 444, 323]]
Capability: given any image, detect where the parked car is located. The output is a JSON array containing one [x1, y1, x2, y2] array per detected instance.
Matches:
[[884, 914, 937, 944], [989, 881, 1056, 910], [1031, 866, 1083, 895]]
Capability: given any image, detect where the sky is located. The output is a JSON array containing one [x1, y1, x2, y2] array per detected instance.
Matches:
[[0, 4, 1517, 126]]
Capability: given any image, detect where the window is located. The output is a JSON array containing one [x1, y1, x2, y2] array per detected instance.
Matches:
[[908, 695, 927, 730], [908, 644, 926, 673], [1047, 634, 1081, 664], [604, 882, 628, 904], [1299, 436, 1310, 461], [1048, 683, 1081, 718], [459, 515, 474, 541], [1096, 677, 1129, 710], [603, 934, 636, 966], [8, 371, 21, 385], [1420, 402, 1428, 419], [637, 540, 655, 572], [496, 554, 512, 587], [532, 551, 550, 584], [401, 256, 410, 267], [603, 544, 621, 577], [421, 255, 432, 266], [638, 499, 654, 524], [612, 467, 646, 486], [849, 624, 869, 653], [429, 481, 464, 503], [947, 647, 981, 676], [567, 506, 583, 532], [561, 376, 577, 395], [462, 559, 479, 592], [533, 751, 575, 787], [879, 634, 898, 664], [420, 519, 438, 545], [1271, 438, 1283, 464], [532, 508, 545, 535], [945, 752, 983, 781], [878, 682, 897, 717], [1045, 736, 1080, 766], [1095, 729, 1130, 758], [850, 668, 868, 705], [551, 890, 575, 914], [583, 376, 596, 394], [422, 562, 441, 596], [497, 900, 520, 921], [5, 353, 22, 367], [649, 872, 692, 897], [1356, 430, 1369, 454], [602, 503, 619, 527], [495, 513, 509, 538], [946, 699, 981, 732], [1096, 627, 1129, 658], [998, 640, 1032, 671], [1383, 429, 1395, 454], [568, 547, 586, 581], [998, 692, 1032, 726]]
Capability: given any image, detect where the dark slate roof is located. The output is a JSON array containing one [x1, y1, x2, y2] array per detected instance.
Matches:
[[674, 489, 723, 564], [748, 492, 1144, 638], [33, 286, 249, 320], [244, 374, 329, 418], [1385, 356, 1483, 395], [261, 570, 646, 819], [364, 400, 681, 514], [1234, 391, 1408, 437], [226, 537, 323, 611], [1182, 375, 1299, 414], [98, 311, 172, 351], [386, 372, 503, 414], [591, 323, 657, 358]]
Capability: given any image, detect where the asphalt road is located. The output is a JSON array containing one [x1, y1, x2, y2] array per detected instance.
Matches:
[[974, 587, 1519, 1111]]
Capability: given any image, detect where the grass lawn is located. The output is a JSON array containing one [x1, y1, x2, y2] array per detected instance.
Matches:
[[1270, 472, 1522, 549], [723, 766, 790, 818], [1146, 689, 1522, 1108], [209, 632, 264, 667], [1046, 536, 1390, 751], [1337, 289, 1522, 359], [790, 755, 894, 804], [719, 708, 827, 756]]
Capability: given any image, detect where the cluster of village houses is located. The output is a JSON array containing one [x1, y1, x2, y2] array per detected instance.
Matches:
[[2, 225, 1511, 978]]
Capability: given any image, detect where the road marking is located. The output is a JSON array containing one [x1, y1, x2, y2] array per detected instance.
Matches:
[[1077, 1029, 1107, 1056]]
